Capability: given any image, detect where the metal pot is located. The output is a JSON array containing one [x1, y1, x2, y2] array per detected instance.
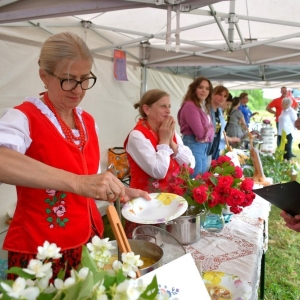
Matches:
[[159, 206, 202, 245], [111, 239, 164, 275]]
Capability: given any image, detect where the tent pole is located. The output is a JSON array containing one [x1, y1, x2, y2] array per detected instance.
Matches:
[[141, 66, 147, 97], [228, 1, 235, 43]]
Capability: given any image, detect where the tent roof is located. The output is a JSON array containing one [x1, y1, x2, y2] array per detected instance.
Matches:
[[1, 0, 300, 89]]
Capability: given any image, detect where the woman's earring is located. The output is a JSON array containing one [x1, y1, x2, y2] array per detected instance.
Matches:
[[44, 85, 48, 89]]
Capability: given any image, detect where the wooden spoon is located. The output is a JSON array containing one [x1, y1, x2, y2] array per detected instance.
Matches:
[[223, 131, 233, 152], [106, 205, 141, 278]]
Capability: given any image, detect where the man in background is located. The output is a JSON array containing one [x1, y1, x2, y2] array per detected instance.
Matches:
[[266, 87, 298, 150], [239, 92, 258, 128]]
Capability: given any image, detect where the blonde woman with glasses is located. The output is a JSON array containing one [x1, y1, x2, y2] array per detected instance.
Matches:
[[0, 32, 149, 279]]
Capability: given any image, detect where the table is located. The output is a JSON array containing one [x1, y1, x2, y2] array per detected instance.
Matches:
[[184, 194, 271, 300]]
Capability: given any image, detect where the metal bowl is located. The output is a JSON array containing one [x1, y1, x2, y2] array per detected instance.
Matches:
[[110, 239, 164, 275], [133, 225, 186, 264]]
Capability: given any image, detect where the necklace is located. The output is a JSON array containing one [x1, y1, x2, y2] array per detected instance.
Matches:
[[144, 119, 159, 141], [44, 92, 86, 150]]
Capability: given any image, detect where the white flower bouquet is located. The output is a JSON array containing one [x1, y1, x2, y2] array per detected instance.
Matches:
[[0, 236, 170, 300]]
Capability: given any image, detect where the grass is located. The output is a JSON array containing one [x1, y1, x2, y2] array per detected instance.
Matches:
[[263, 206, 300, 300], [261, 119, 300, 299], [103, 110, 300, 299]]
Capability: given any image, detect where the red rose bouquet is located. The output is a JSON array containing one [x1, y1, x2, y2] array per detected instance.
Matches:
[[169, 155, 255, 215]]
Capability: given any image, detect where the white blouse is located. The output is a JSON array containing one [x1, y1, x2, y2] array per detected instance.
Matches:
[[126, 129, 195, 179], [278, 107, 297, 136], [0, 97, 101, 172]]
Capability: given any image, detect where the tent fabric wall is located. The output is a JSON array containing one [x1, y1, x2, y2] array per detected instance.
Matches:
[[146, 68, 193, 132]]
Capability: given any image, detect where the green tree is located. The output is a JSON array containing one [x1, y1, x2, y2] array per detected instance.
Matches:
[[229, 89, 269, 110]]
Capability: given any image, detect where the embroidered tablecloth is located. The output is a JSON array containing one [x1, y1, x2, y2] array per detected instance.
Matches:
[[184, 194, 271, 300]]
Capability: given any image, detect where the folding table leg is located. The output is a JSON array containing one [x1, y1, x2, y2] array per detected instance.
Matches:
[[260, 252, 266, 299]]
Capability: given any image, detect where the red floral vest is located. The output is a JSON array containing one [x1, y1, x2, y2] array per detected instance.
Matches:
[[124, 119, 179, 193], [3, 102, 104, 254]]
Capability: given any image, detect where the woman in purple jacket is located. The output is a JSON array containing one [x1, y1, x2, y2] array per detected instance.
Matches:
[[177, 76, 214, 176]]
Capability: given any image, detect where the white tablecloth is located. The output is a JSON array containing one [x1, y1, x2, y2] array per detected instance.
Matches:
[[184, 194, 271, 300]]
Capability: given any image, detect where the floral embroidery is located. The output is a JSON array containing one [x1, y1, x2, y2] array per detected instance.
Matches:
[[152, 181, 159, 189], [146, 178, 162, 193], [44, 190, 69, 228]]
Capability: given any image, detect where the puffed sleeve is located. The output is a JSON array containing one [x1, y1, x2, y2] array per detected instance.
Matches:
[[126, 130, 173, 179], [0, 108, 31, 154], [173, 132, 195, 168]]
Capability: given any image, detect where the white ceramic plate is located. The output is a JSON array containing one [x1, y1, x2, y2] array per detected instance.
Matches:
[[121, 193, 188, 224], [202, 271, 252, 300]]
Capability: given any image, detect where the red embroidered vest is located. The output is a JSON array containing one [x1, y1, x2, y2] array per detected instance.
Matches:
[[124, 119, 179, 193], [3, 102, 104, 254]]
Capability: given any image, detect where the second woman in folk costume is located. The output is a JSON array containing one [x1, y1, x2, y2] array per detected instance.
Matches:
[[124, 89, 195, 238]]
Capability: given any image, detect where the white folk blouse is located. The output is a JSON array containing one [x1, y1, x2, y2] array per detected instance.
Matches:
[[0, 97, 101, 172], [126, 128, 195, 179]]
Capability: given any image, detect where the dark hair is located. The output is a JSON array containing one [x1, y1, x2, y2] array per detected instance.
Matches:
[[134, 89, 169, 118], [240, 92, 248, 99], [228, 96, 241, 116], [212, 85, 229, 98], [181, 76, 213, 112], [226, 93, 233, 102]]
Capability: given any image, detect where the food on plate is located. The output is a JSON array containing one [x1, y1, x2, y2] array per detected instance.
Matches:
[[202, 271, 252, 300], [205, 284, 232, 300], [237, 153, 250, 165], [104, 255, 156, 270]]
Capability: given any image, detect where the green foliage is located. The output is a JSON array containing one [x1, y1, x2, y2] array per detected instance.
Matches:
[[243, 149, 293, 183], [0, 246, 159, 300], [229, 89, 270, 110], [140, 275, 159, 300], [262, 206, 300, 299]]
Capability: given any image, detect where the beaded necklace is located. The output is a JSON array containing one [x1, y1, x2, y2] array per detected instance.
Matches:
[[44, 92, 86, 150]]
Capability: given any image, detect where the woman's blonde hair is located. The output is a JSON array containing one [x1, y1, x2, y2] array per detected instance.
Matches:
[[134, 89, 169, 118], [39, 32, 93, 73]]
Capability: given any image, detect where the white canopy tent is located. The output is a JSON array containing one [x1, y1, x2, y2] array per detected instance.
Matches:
[[1, 0, 300, 88], [0, 0, 300, 228]]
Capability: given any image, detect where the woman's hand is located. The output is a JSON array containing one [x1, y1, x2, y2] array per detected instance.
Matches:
[[123, 187, 151, 203], [76, 172, 127, 202], [295, 118, 300, 130], [280, 211, 300, 232], [196, 136, 209, 143], [158, 116, 175, 145], [75, 172, 151, 203], [228, 137, 241, 144]]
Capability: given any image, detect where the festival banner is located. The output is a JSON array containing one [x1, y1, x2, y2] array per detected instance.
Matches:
[[113, 49, 128, 81]]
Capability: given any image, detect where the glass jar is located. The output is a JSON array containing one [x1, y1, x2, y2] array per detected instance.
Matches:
[[201, 212, 225, 233]]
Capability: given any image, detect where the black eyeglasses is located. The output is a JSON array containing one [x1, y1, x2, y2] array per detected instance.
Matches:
[[46, 70, 97, 91]]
